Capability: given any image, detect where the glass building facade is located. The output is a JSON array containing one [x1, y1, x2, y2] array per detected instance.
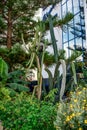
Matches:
[[42, 0, 87, 59], [42, 0, 87, 78], [61, 0, 86, 58]]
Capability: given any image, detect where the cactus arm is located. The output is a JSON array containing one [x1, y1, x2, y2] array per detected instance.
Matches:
[[45, 67, 53, 90], [59, 59, 66, 101], [48, 15, 58, 62], [71, 62, 77, 85]]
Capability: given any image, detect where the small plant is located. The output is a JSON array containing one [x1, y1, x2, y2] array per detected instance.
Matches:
[[54, 86, 87, 130], [0, 93, 56, 130]]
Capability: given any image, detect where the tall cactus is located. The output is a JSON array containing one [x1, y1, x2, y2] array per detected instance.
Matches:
[[48, 15, 58, 62], [45, 67, 53, 90], [71, 62, 77, 86], [59, 59, 66, 101]]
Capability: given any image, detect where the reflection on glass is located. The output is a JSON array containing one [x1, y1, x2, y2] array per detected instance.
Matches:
[[62, 0, 66, 5], [64, 43, 69, 58], [74, 14, 80, 24], [73, 0, 79, 14], [69, 40, 74, 56], [67, 0, 72, 12], [68, 27, 74, 40], [76, 38, 82, 46], [63, 31, 68, 42], [61, 0, 86, 58], [62, 3, 66, 16]]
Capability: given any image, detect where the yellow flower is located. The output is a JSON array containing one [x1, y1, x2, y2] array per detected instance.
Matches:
[[78, 91, 81, 94], [66, 116, 70, 121], [77, 113, 81, 116], [74, 99, 77, 103], [69, 113, 75, 120], [70, 115, 73, 119], [70, 104, 73, 109], [78, 128, 83, 130], [83, 100, 86, 102], [82, 106, 85, 109], [72, 113, 75, 117], [70, 124, 74, 128], [77, 91, 82, 95], [84, 120, 87, 124]]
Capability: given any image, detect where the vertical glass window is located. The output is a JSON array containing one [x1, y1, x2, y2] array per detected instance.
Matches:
[[62, 25, 68, 43], [61, 0, 86, 59], [62, 3, 67, 16], [69, 40, 75, 56], [73, 0, 79, 14], [64, 43, 69, 58], [67, 0, 72, 12], [62, 0, 67, 5]]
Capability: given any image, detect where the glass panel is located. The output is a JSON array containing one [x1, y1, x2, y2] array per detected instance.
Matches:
[[76, 37, 83, 47], [71, 13, 81, 39], [74, 13, 80, 25], [68, 26, 74, 40], [67, 0, 72, 13], [62, 0, 66, 5], [64, 43, 69, 58], [80, 0, 84, 6], [69, 40, 75, 56], [73, 0, 79, 14], [62, 3, 66, 16], [63, 30, 68, 42]]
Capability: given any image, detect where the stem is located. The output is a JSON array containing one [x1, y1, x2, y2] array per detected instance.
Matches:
[[36, 55, 42, 100]]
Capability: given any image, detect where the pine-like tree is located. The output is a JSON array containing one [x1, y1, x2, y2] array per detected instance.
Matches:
[[0, 0, 62, 48]]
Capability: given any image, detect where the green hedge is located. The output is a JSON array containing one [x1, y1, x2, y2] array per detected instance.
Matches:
[[0, 93, 56, 130]]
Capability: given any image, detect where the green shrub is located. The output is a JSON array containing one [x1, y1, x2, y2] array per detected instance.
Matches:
[[0, 87, 11, 110], [54, 86, 87, 130], [0, 93, 56, 130]]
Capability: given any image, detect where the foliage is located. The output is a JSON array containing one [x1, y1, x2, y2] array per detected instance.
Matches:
[[0, 58, 29, 93], [0, 87, 11, 110], [44, 51, 55, 67], [0, 93, 56, 130], [54, 86, 87, 130], [0, 57, 8, 81], [57, 12, 74, 26], [0, 44, 30, 69], [66, 50, 82, 64], [0, 0, 62, 48]]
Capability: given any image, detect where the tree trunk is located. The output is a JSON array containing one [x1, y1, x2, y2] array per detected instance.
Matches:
[[7, 9, 12, 48]]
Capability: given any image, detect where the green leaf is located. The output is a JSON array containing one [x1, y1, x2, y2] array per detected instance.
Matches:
[[0, 58, 8, 80], [8, 83, 29, 92]]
